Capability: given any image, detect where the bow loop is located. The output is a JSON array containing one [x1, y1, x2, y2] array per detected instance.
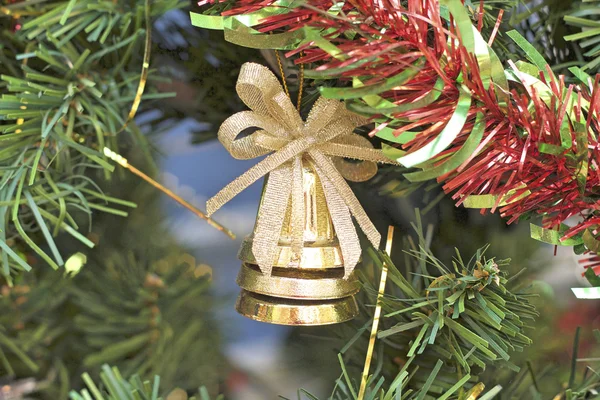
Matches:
[[237, 62, 302, 134], [270, 91, 303, 133], [219, 111, 282, 159], [236, 63, 285, 115], [305, 97, 344, 135]]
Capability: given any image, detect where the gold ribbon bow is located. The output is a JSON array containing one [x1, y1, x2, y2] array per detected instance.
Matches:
[[206, 62, 396, 278]]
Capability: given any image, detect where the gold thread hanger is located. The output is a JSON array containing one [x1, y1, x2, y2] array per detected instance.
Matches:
[[274, 48, 304, 112]]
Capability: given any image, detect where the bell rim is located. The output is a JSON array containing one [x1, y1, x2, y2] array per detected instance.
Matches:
[[235, 290, 359, 326]]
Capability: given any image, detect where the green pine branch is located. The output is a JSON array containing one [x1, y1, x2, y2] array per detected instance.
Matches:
[[563, 1, 600, 71], [0, 249, 223, 398], [293, 212, 596, 399], [337, 211, 537, 397], [70, 364, 222, 400], [0, 0, 185, 278], [71, 249, 223, 390], [0, 172, 225, 397], [67, 327, 600, 400]]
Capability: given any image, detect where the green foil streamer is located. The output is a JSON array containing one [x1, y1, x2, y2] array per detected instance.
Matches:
[[583, 230, 600, 253], [404, 112, 485, 182], [489, 49, 509, 108], [530, 223, 584, 246], [377, 128, 417, 145], [346, 78, 445, 121], [444, 0, 490, 89], [570, 66, 593, 87], [304, 57, 371, 78], [444, 0, 508, 103], [507, 30, 554, 80], [397, 89, 472, 168], [584, 268, 600, 286], [514, 61, 540, 77], [462, 194, 506, 208], [560, 119, 573, 149], [190, 13, 224, 30], [350, 76, 397, 112], [190, 0, 302, 30], [224, 19, 304, 49], [572, 287, 600, 299], [538, 143, 565, 155], [303, 27, 346, 60], [382, 143, 407, 159], [574, 122, 589, 194], [462, 185, 530, 208], [505, 68, 553, 106], [190, 1, 306, 50], [320, 60, 423, 100]]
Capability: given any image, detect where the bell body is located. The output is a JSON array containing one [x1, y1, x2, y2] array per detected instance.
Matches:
[[235, 158, 359, 325]]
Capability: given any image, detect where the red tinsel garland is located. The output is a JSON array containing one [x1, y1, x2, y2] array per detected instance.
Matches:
[[201, 0, 600, 270]]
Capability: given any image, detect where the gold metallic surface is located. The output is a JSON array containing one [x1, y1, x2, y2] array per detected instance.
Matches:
[[238, 240, 343, 269], [235, 290, 359, 326], [237, 263, 359, 300], [234, 158, 362, 325], [280, 160, 334, 242], [358, 226, 395, 400], [239, 161, 343, 269], [466, 383, 485, 399]]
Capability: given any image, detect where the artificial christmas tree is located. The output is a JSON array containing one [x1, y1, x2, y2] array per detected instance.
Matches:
[[2, 0, 600, 399]]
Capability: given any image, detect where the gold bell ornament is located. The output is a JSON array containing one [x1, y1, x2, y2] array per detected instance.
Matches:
[[206, 62, 397, 326], [236, 159, 360, 325]]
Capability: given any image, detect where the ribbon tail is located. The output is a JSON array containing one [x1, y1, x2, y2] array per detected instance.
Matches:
[[319, 172, 361, 279], [207, 137, 313, 216], [252, 164, 293, 276], [310, 150, 382, 248], [218, 111, 280, 159], [289, 156, 305, 268]]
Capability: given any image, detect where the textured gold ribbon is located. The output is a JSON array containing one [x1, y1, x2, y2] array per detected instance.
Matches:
[[206, 63, 396, 278]]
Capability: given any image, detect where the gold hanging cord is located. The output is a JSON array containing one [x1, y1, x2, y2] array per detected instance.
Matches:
[[274, 48, 304, 111], [103, 148, 235, 239]]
